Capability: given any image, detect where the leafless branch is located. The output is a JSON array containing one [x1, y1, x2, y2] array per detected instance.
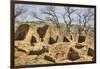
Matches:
[[82, 8, 94, 30], [77, 8, 94, 34], [32, 11, 47, 24], [15, 6, 26, 18], [63, 7, 76, 32], [41, 6, 61, 28]]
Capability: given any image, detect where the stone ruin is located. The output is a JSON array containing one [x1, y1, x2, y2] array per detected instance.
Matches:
[[48, 36, 58, 44], [67, 48, 80, 61], [14, 23, 95, 66], [78, 35, 86, 43]]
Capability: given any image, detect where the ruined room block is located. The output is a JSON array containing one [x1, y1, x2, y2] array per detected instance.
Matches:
[[15, 24, 29, 40], [37, 25, 48, 41], [30, 36, 37, 46], [63, 36, 70, 42], [78, 35, 86, 43], [87, 48, 95, 57], [48, 36, 58, 44], [67, 48, 80, 61], [70, 35, 73, 40]]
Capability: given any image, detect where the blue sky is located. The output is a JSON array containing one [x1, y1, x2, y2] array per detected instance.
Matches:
[[15, 4, 94, 26]]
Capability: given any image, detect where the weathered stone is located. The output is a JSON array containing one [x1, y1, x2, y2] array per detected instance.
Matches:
[[45, 55, 56, 62], [31, 36, 37, 46], [28, 45, 48, 55], [78, 36, 86, 43], [87, 48, 94, 57], [15, 24, 29, 40], [15, 46, 29, 54], [37, 25, 48, 41], [54, 51, 67, 61], [48, 36, 58, 44], [67, 48, 80, 61], [28, 50, 42, 55], [63, 36, 70, 42], [75, 44, 85, 49]]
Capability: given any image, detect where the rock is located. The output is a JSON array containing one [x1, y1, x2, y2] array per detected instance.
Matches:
[[15, 24, 29, 40], [55, 51, 65, 59], [28, 45, 48, 55], [87, 48, 95, 57], [48, 36, 58, 44], [67, 48, 80, 61], [78, 36, 86, 43], [54, 51, 67, 62], [15, 46, 29, 54], [37, 25, 48, 41], [75, 44, 85, 49], [45, 54, 56, 63], [28, 50, 43, 55], [63, 36, 70, 42], [30, 36, 37, 46]]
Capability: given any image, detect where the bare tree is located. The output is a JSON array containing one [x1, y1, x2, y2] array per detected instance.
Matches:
[[41, 6, 61, 28], [77, 8, 94, 34], [62, 7, 76, 32], [77, 11, 83, 34], [82, 9, 94, 31], [32, 11, 47, 24]]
